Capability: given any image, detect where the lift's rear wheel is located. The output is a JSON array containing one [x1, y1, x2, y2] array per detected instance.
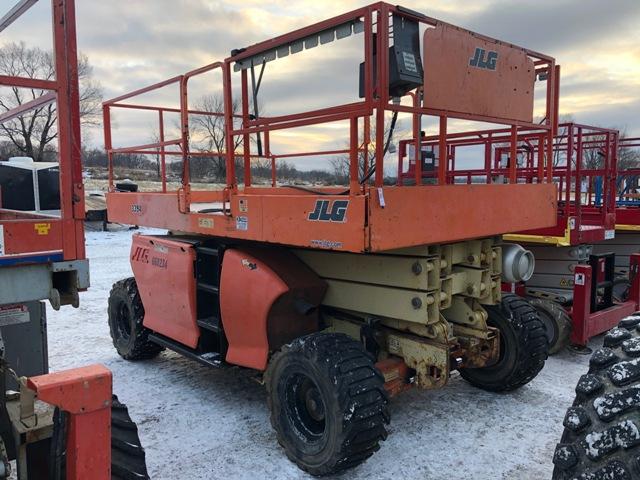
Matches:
[[459, 294, 548, 392], [52, 395, 150, 480], [108, 277, 164, 360], [552, 315, 640, 479], [266, 333, 389, 476], [529, 298, 572, 355]]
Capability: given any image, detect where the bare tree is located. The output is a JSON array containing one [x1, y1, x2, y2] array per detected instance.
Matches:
[[0, 42, 102, 161], [190, 93, 243, 181], [579, 131, 640, 172], [330, 116, 400, 184]]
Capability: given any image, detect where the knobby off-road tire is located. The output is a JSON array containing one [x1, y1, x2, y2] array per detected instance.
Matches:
[[529, 298, 573, 355], [53, 395, 150, 480], [552, 314, 640, 479], [265, 333, 389, 476], [459, 293, 548, 392], [108, 277, 163, 360]]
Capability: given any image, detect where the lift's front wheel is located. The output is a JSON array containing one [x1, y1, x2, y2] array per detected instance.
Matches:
[[266, 333, 389, 476], [107, 277, 164, 360], [529, 298, 572, 355], [459, 294, 548, 392]]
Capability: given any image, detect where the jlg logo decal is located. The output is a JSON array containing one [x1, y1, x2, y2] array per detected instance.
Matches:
[[469, 47, 498, 71], [308, 200, 349, 222], [131, 246, 167, 269], [131, 246, 150, 263]]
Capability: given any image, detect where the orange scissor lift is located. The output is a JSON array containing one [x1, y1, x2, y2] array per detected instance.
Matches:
[[398, 123, 640, 354], [104, 3, 559, 474]]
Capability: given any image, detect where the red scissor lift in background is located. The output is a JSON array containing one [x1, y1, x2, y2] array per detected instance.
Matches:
[[611, 136, 640, 230], [398, 123, 640, 353], [0, 2, 147, 479]]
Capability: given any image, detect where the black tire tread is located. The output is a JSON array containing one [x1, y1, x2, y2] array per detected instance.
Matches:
[[111, 395, 150, 480], [108, 277, 163, 360], [57, 395, 149, 480], [529, 298, 573, 355], [552, 313, 640, 479], [266, 333, 389, 476]]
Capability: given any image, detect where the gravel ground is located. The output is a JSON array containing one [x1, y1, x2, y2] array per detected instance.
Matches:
[[44, 227, 596, 480]]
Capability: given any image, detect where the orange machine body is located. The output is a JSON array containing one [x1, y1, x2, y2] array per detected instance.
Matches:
[[104, 2, 559, 255], [105, 2, 560, 374], [130, 236, 327, 371], [220, 247, 326, 370], [130, 235, 200, 348], [108, 183, 557, 254], [423, 24, 535, 123]]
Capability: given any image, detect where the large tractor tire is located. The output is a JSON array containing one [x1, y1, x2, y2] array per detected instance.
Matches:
[[529, 298, 572, 355], [459, 294, 548, 392], [52, 395, 150, 480], [265, 333, 389, 476], [108, 277, 164, 360], [552, 314, 640, 479]]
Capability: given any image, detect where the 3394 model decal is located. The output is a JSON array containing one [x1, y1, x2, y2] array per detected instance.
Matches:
[[308, 199, 349, 222]]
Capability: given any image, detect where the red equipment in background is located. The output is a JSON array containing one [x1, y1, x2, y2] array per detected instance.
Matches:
[[398, 123, 616, 244], [0, 2, 115, 480], [0, 1, 85, 265]]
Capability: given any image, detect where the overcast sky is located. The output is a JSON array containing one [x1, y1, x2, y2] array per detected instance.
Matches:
[[3, 0, 640, 170]]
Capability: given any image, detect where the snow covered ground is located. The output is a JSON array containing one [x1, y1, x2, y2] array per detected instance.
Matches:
[[45, 228, 597, 480]]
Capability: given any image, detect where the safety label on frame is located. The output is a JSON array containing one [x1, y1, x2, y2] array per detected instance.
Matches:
[[236, 216, 248, 231], [0, 304, 29, 327], [0, 225, 4, 256]]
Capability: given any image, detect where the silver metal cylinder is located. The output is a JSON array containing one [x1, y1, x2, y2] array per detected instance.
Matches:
[[502, 243, 535, 283]]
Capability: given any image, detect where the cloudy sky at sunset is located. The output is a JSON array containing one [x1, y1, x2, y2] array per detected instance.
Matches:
[[3, 0, 640, 171]]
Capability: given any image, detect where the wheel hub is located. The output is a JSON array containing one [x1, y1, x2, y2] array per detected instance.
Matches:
[[116, 302, 132, 340], [304, 387, 325, 422], [284, 373, 327, 442]]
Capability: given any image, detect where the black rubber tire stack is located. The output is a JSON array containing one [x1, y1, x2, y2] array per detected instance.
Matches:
[[265, 332, 389, 476], [552, 313, 640, 479]]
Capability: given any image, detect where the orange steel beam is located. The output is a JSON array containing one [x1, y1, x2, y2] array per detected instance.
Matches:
[[27, 365, 112, 480]]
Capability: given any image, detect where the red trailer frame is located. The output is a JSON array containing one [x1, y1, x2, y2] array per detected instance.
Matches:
[[104, 2, 559, 252]]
